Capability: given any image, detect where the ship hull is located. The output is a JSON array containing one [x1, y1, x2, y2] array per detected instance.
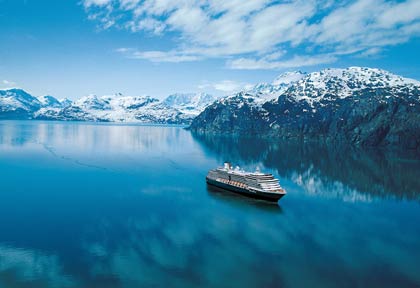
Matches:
[[206, 177, 285, 202]]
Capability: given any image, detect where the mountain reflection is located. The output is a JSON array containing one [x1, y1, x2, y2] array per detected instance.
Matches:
[[0, 122, 419, 287], [78, 189, 420, 288], [192, 133, 420, 201], [0, 121, 190, 154]]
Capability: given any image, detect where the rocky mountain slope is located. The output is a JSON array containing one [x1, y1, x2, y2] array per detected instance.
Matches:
[[189, 67, 420, 149], [2, 67, 419, 148]]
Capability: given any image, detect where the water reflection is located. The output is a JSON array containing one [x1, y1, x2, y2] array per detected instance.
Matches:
[[0, 121, 419, 287], [206, 184, 283, 214], [0, 121, 191, 154], [0, 245, 76, 288], [79, 189, 420, 288], [192, 133, 420, 201]]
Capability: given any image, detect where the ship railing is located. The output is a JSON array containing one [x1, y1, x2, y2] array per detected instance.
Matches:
[[216, 178, 248, 189]]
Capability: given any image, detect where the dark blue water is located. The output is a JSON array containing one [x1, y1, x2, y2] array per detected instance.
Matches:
[[0, 121, 419, 288]]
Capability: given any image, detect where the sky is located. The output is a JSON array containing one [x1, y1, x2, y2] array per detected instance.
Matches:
[[0, 0, 420, 100]]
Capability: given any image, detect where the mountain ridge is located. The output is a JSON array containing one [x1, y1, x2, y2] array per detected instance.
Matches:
[[0, 90, 217, 124], [189, 67, 420, 149], [2, 66, 420, 148]]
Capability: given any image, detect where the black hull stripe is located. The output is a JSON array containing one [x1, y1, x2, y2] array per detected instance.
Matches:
[[206, 178, 285, 202]]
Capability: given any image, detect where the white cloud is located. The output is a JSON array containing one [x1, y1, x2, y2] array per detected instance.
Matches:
[[198, 80, 252, 93], [376, 0, 420, 28], [356, 47, 383, 58], [83, 0, 420, 69], [213, 80, 245, 92], [228, 55, 337, 70], [117, 48, 201, 63], [83, 0, 112, 8], [120, 0, 141, 10], [1, 79, 17, 89], [312, 0, 420, 51], [129, 18, 166, 34]]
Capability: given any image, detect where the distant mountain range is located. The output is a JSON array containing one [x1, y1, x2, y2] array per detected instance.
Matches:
[[0, 90, 219, 124], [189, 67, 420, 149], [1, 67, 419, 148]]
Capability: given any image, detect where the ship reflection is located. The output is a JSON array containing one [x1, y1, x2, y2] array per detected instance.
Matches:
[[193, 132, 420, 201], [206, 184, 283, 214]]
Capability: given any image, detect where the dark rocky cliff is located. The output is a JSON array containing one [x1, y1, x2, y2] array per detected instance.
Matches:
[[189, 67, 420, 149]]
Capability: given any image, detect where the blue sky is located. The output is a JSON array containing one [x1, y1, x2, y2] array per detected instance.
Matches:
[[0, 0, 420, 100]]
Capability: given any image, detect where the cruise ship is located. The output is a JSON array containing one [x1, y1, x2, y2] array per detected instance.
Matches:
[[206, 163, 286, 202]]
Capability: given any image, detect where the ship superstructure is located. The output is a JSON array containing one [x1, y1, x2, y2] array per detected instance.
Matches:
[[206, 163, 286, 201]]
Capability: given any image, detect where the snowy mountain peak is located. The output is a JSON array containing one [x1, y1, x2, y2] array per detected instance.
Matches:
[[285, 67, 420, 105], [0, 88, 41, 113], [163, 92, 218, 115], [59, 98, 73, 107], [190, 67, 420, 149], [75, 94, 111, 110], [109, 95, 159, 110], [306, 67, 420, 87], [2, 67, 418, 125], [272, 71, 307, 86], [243, 71, 306, 103], [248, 83, 275, 94], [38, 95, 62, 108], [1, 88, 39, 102]]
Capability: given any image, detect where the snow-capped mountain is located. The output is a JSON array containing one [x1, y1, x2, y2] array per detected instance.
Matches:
[[0, 89, 208, 124], [59, 98, 72, 108], [2, 66, 420, 148], [0, 89, 42, 119], [283, 67, 420, 106], [38, 95, 62, 108], [207, 70, 306, 115], [190, 67, 420, 149], [272, 71, 307, 86], [35, 93, 192, 124], [187, 71, 307, 132], [245, 71, 306, 102], [0, 72, 305, 123], [162, 92, 219, 115]]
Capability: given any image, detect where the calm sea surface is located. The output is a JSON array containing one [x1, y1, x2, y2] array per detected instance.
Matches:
[[0, 120, 419, 288]]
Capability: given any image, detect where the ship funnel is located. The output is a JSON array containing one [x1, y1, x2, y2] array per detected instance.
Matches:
[[224, 162, 231, 170]]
